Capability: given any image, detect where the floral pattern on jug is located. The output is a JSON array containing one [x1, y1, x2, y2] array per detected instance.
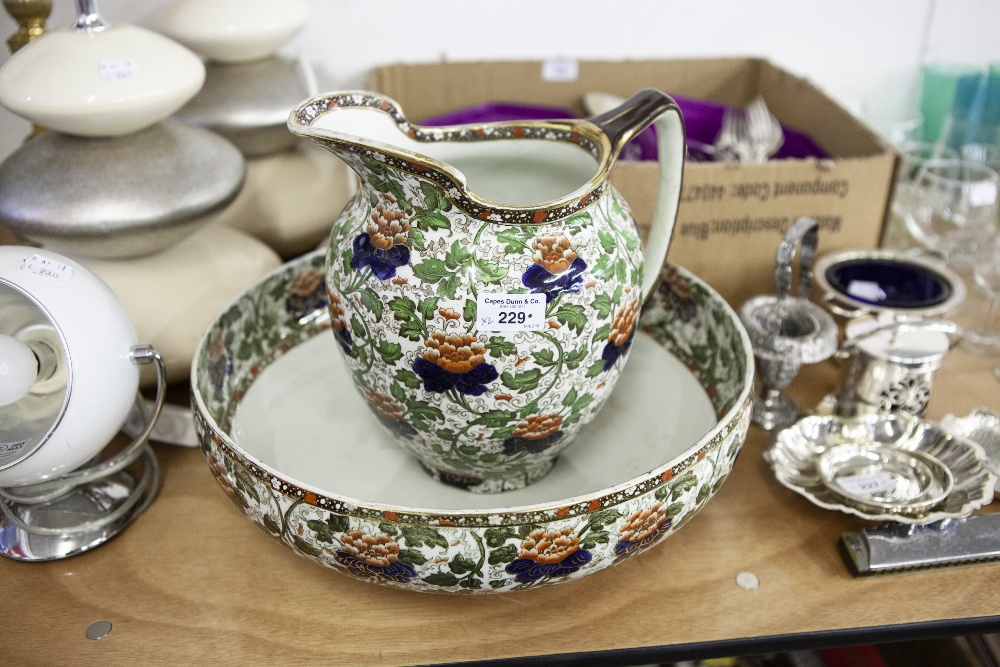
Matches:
[[288, 90, 687, 492]]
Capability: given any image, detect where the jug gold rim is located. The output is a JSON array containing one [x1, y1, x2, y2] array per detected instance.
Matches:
[[287, 90, 619, 225]]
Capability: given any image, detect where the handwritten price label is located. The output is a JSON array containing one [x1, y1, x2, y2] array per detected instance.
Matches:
[[16, 253, 72, 282], [99, 59, 140, 81], [476, 293, 544, 332]]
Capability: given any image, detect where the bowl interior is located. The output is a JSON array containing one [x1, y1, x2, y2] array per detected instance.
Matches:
[[193, 250, 753, 520]]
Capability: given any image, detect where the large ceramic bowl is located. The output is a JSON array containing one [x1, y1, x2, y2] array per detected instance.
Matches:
[[191, 250, 753, 593]]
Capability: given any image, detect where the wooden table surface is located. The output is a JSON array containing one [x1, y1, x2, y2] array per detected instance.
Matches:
[[4, 310, 1000, 666]]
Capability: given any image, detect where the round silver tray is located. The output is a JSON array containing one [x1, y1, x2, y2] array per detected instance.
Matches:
[[765, 413, 996, 524]]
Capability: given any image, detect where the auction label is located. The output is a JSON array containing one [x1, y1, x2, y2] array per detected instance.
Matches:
[[836, 471, 897, 497], [476, 293, 544, 332], [17, 253, 72, 282]]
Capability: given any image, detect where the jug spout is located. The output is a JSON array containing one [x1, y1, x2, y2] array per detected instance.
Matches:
[[288, 90, 683, 240]]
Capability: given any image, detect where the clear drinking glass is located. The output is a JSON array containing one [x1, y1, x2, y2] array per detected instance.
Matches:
[[884, 143, 959, 249], [902, 159, 999, 270], [964, 228, 1000, 357]]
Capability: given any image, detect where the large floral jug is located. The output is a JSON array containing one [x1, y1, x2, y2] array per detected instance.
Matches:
[[288, 89, 685, 493]]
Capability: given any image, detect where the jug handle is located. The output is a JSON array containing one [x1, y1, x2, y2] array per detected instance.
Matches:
[[589, 89, 686, 304]]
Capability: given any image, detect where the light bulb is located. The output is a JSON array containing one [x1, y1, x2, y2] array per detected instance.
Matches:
[[0, 333, 39, 407]]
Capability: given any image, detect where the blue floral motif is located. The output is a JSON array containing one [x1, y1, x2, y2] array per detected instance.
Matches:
[[206, 334, 232, 391], [502, 431, 563, 456], [505, 549, 592, 584], [334, 551, 417, 584], [350, 232, 410, 281], [502, 415, 565, 456], [600, 328, 635, 372], [412, 357, 498, 396], [332, 325, 353, 356], [376, 414, 418, 439], [521, 257, 587, 303], [601, 298, 640, 372], [661, 266, 698, 322], [614, 516, 673, 564]]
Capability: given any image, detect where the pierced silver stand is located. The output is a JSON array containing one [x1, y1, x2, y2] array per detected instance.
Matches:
[[740, 218, 838, 430], [0, 346, 166, 561], [831, 319, 963, 418]]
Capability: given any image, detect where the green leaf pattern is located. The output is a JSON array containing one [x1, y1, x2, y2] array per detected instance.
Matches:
[[314, 157, 658, 490]]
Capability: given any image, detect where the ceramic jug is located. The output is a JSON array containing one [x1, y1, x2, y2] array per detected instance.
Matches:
[[288, 89, 685, 493]]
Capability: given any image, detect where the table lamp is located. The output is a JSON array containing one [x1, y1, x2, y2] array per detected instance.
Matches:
[[0, 246, 166, 561]]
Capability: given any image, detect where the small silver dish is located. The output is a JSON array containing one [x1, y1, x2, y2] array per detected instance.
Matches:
[[766, 413, 996, 524], [816, 442, 953, 513]]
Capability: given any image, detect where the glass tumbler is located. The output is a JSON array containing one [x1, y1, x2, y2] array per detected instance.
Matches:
[[902, 159, 999, 270]]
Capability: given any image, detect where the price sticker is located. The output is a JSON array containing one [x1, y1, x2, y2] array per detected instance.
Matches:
[[99, 59, 140, 81], [836, 471, 897, 497], [541, 58, 579, 82], [17, 253, 72, 282], [476, 293, 545, 332]]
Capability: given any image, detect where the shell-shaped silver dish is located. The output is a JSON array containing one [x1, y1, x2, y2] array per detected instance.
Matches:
[[940, 407, 1000, 498], [766, 413, 996, 524]]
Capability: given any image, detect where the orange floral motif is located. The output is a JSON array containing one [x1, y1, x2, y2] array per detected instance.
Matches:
[[339, 530, 401, 567], [366, 204, 411, 250], [422, 332, 486, 374], [363, 387, 406, 422], [619, 501, 669, 544], [327, 290, 349, 332], [511, 414, 563, 441], [326, 289, 353, 355], [663, 266, 693, 301], [608, 297, 640, 347], [207, 451, 234, 498], [437, 307, 461, 321], [288, 268, 323, 298], [531, 235, 579, 275], [518, 527, 581, 565]]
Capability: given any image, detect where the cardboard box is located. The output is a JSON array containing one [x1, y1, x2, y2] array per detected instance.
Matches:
[[369, 57, 897, 307]]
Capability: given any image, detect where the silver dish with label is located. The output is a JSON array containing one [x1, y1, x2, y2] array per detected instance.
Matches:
[[816, 442, 953, 513], [766, 413, 995, 524]]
